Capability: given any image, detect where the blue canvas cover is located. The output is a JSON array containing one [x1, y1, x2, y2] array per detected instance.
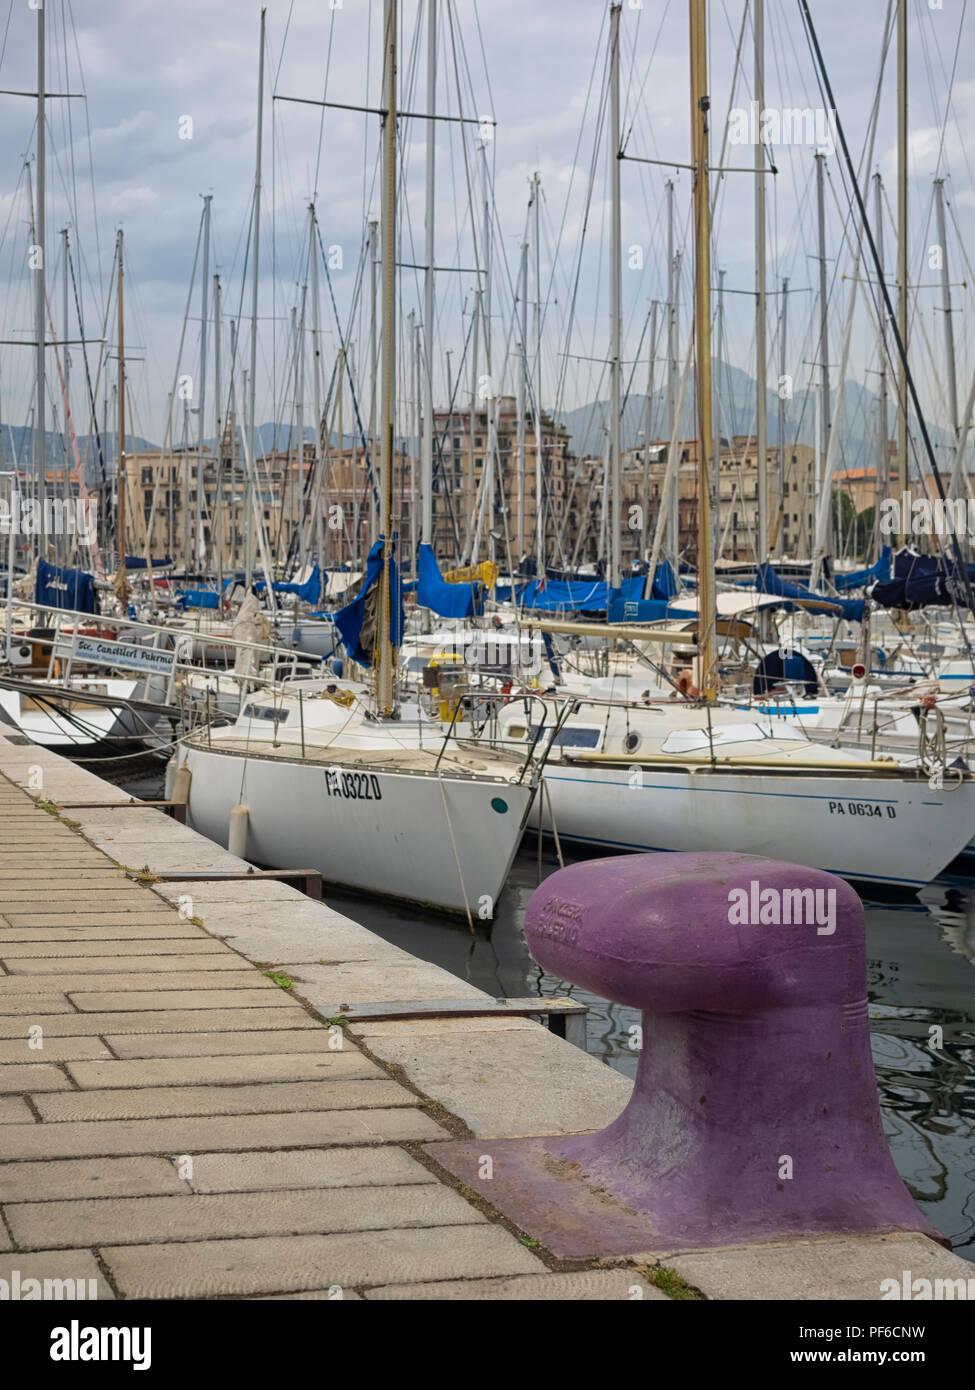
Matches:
[[416, 544, 483, 619], [519, 574, 644, 613], [36, 560, 99, 614], [254, 565, 322, 604], [833, 547, 891, 591], [755, 563, 865, 621], [334, 536, 404, 665]]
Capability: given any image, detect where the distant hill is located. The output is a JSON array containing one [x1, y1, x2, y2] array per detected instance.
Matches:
[[555, 359, 955, 477]]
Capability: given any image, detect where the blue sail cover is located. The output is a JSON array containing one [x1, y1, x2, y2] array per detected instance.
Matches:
[[650, 559, 678, 599], [519, 574, 644, 613], [177, 589, 220, 610], [833, 547, 891, 591], [416, 544, 484, 619], [871, 548, 975, 610], [254, 565, 322, 604], [35, 560, 99, 615], [755, 563, 865, 621], [124, 555, 173, 570], [334, 536, 404, 665]]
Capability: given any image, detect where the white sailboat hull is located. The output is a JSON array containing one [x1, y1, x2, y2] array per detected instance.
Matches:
[[179, 742, 535, 915], [532, 763, 975, 888]]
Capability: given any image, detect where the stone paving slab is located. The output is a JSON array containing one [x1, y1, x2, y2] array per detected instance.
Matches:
[[0, 995, 75, 1016], [0, 1096, 34, 1123], [665, 1234, 975, 1301], [0, 1062, 71, 1092], [1, 939, 233, 957], [0, 1007, 320, 1038], [7, 1184, 487, 1250], [101, 1225, 545, 1298], [367, 1026, 632, 1137], [1, 911, 200, 927], [0, 1107, 448, 1160], [33, 1077, 413, 1123], [65, 1049, 379, 1089], [0, 971, 276, 994], [186, 1146, 437, 1194], [0, 1249, 114, 1299], [365, 1270, 668, 1300], [288, 960, 490, 1007], [104, 1029, 338, 1060], [0, 1156, 192, 1202], [0, 1038, 112, 1065], [68, 987, 296, 1011], [0, 925, 204, 943], [4, 954, 255, 974]]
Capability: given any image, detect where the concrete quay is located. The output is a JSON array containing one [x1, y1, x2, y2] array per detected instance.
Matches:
[[0, 730, 970, 1301]]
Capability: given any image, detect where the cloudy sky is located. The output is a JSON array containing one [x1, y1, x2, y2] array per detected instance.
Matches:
[[0, 0, 972, 456]]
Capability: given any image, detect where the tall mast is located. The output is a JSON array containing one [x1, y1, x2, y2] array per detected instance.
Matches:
[[533, 172, 544, 576], [777, 275, 789, 555], [369, 218, 379, 548], [376, 0, 397, 716], [309, 205, 325, 582], [195, 194, 211, 571], [420, 0, 436, 549], [32, 1, 46, 555], [61, 226, 70, 566], [896, 0, 908, 543], [815, 152, 831, 555], [608, 2, 622, 593], [934, 179, 960, 494], [713, 267, 724, 570], [690, 0, 715, 700], [296, 282, 307, 566], [516, 237, 528, 566], [245, 8, 266, 590], [754, 0, 768, 561], [214, 271, 223, 594], [873, 175, 889, 546], [117, 230, 128, 604], [666, 179, 680, 561], [642, 299, 657, 565]]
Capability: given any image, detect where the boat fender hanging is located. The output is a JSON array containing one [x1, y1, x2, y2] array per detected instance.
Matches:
[[228, 803, 249, 859]]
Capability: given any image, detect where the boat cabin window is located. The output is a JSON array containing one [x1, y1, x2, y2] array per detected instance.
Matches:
[[529, 723, 602, 750], [242, 704, 285, 722]]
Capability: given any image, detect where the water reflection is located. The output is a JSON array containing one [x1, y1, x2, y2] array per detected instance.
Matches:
[[332, 849, 975, 1263]]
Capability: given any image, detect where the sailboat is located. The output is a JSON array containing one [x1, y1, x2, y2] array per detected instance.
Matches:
[[492, 0, 975, 891], [172, 0, 539, 917]]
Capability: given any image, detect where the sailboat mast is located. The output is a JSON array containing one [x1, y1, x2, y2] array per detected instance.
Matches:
[[421, 0, 436, 550], [689, 0, 716, 700], [754, 0, 768, 561], [376, 0, 397, 716], [196, 194, 211, 571], [34, 0, 45, 556], [246, 7, 266, 591], [608, 2, 622, 594], [117, 230, 128, 604], [896, 0, 908, 543]]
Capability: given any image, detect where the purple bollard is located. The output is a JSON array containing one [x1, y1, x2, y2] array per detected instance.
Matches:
[[427, 852, 948, 1258]]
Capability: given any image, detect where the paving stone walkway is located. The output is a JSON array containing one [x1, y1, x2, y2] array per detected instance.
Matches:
[[0, 751, 661, 1301], [1, 734, 971, 1301]]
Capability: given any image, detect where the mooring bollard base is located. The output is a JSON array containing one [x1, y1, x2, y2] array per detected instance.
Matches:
[[424, 1135, 944, 1262], [428, 850, 950, 1260]]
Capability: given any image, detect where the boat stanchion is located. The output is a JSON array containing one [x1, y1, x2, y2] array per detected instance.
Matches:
[[426, 851, 950, 1258]]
